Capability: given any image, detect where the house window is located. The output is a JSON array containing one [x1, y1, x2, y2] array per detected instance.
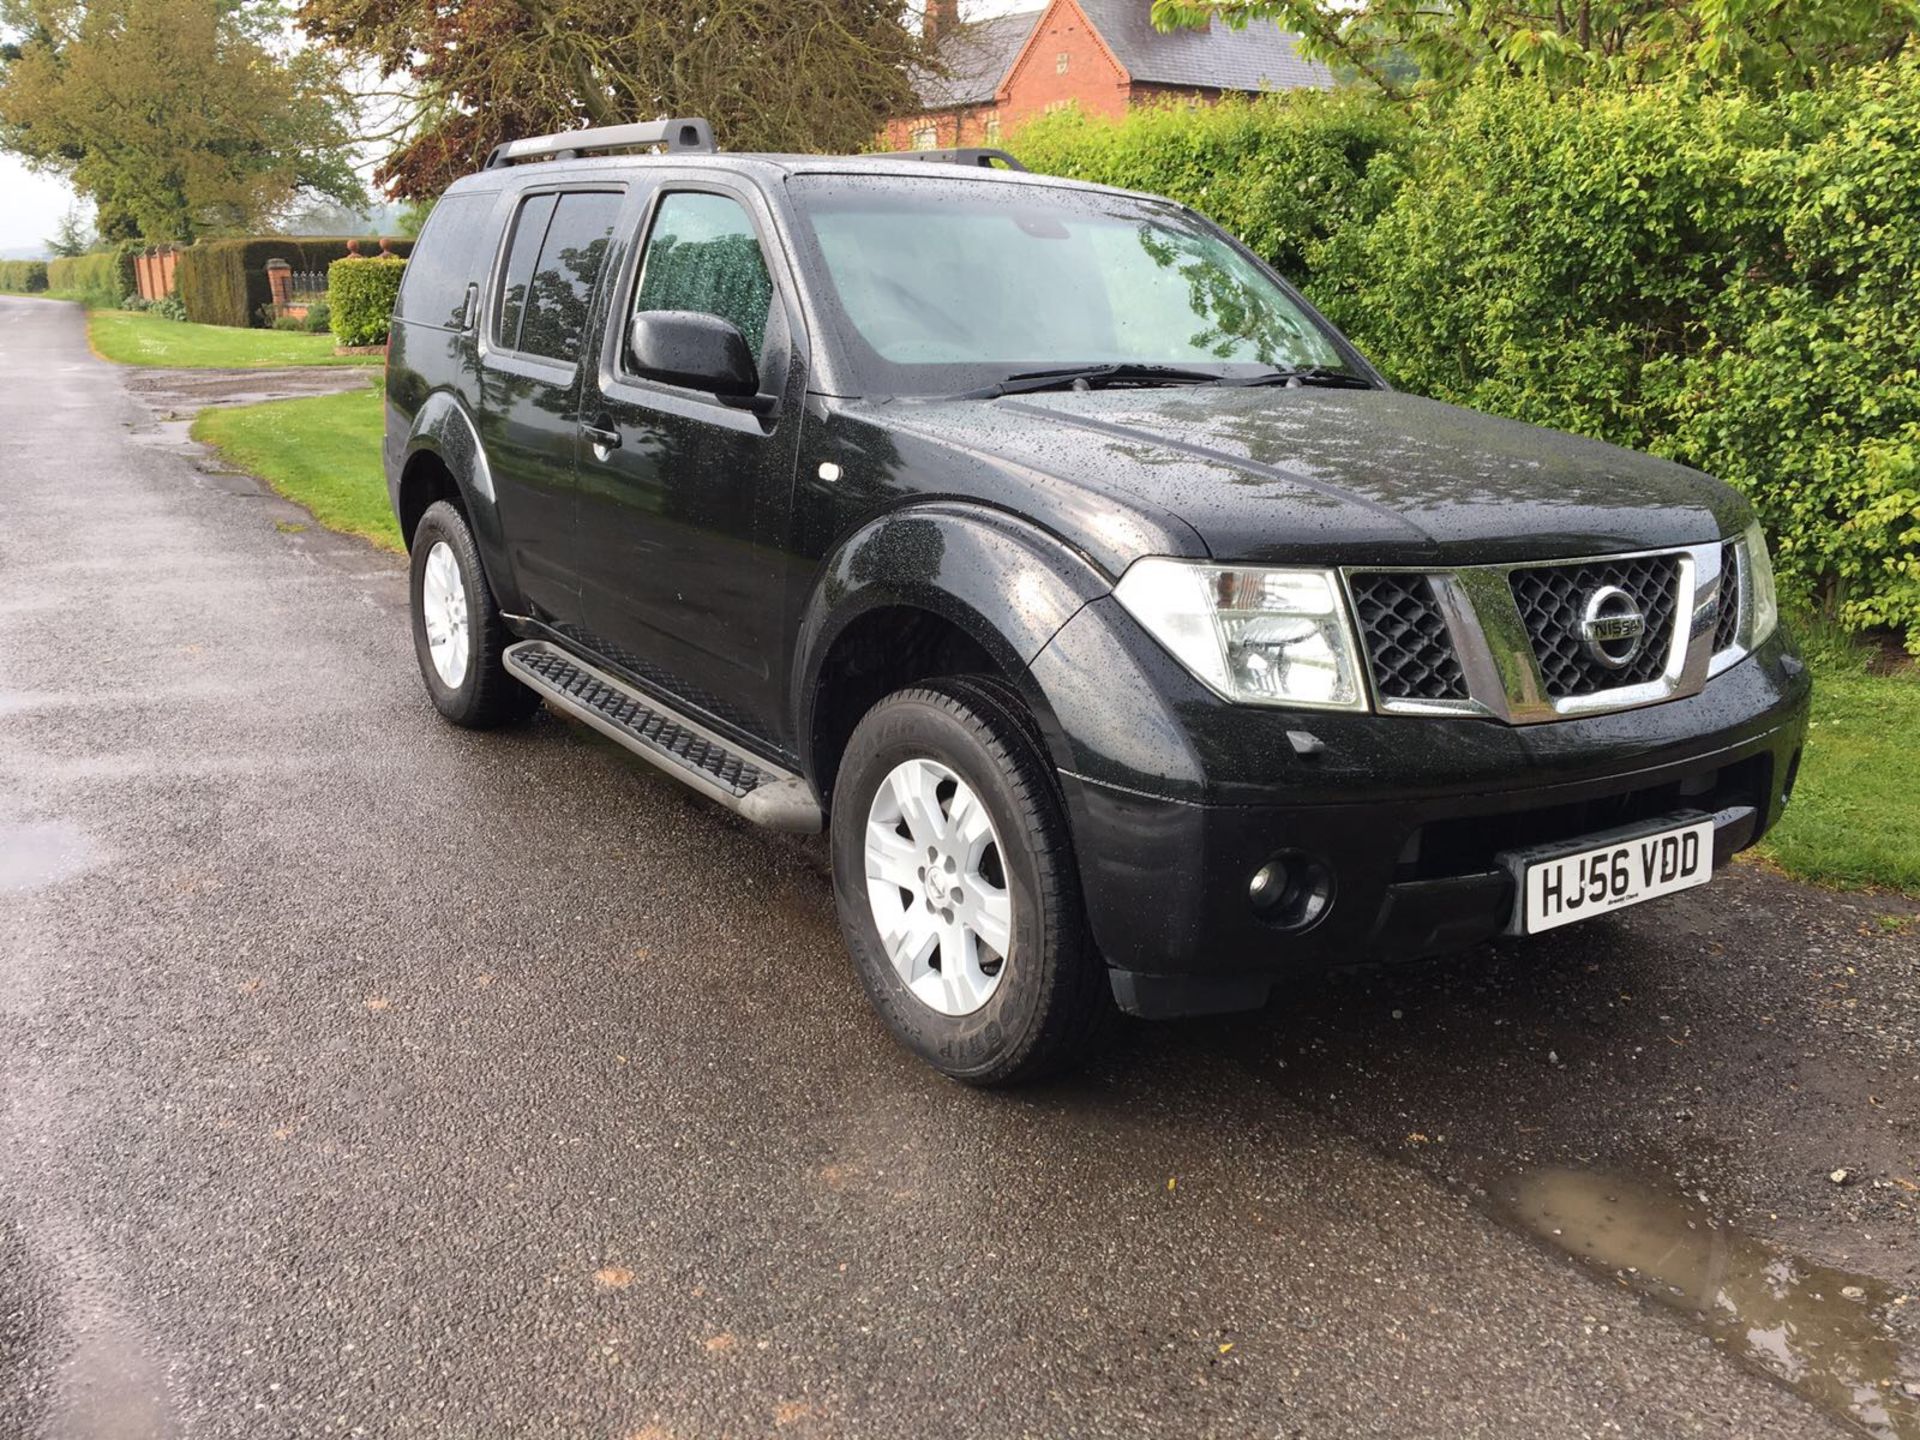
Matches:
[[983, 116, 1002, 144], [1044, 99, 1072, 114], [911, 125, 937, 151], [1055, 51, 1070, 74]]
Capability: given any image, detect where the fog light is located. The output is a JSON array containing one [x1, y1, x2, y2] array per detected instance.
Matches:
[[1249, 851, 1335, 933]]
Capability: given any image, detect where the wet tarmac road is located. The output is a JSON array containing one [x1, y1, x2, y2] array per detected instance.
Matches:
[[2, 295, 1916, 1439]]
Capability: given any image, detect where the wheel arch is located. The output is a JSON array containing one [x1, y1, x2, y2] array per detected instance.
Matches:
[[397, 392, 523, 613], [794, 503, 1109, 801]]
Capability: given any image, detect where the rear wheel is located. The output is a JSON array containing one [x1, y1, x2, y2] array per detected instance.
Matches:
[[408, 500, 533, 728], [831, 678, 1107, 1086]]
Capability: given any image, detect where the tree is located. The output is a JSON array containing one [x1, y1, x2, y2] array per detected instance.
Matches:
[[44, 202, 90, 255], [0, 0, 366, 241], [1150, 0, 1920, 97], [298, 0, 935, 200]]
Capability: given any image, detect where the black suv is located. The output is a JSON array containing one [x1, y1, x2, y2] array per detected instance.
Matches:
[[384, 119, 1810, 1085]]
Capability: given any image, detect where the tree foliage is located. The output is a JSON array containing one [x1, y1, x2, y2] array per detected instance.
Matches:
[[45, 202, 91, 255], [1150, 0, 1920, 97], [0, 0, 364, 241], [300, 0, 935, 200]]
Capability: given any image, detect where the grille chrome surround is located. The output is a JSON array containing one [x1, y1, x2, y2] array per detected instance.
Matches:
[[1342, 541, 1740, 725]]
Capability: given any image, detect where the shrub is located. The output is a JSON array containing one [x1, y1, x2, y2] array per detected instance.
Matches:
[[1014, 91, 1409, 283], [174, 237, 414, 328], [0, 259, 49, 293], [327, 255, 407, 346], [303, 301, 330, 333], [147, 294, 187, 322], [45, 244, 138, 304], [120, 293, 150, 311]]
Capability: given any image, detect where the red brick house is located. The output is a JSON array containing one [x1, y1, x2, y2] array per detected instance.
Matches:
[[881, 0, 1333, 152]]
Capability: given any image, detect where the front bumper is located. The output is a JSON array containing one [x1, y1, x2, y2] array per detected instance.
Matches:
[[1026, 602, 1810, 1016]]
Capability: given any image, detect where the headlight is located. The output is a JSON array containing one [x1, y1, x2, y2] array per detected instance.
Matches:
[[1112, 558, 1368, 710], [1739, 520, 1779, 650]]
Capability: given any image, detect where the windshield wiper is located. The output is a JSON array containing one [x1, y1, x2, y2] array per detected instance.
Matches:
[[1214, 366, 1374, 390], [957, 363, 1226, 400]]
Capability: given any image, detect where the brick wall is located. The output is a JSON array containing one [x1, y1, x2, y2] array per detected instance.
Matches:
[[879, 102, 1004, 151], [880, 0, 1227, 154], [998, 0, 1128, 129], [135, 247, 179, 301]]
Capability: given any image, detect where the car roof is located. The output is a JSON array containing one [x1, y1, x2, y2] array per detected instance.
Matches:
[[443, 151, 1145, 203]]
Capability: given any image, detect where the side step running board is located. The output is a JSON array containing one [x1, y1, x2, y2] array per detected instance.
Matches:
[[503, 640, 823, 834]]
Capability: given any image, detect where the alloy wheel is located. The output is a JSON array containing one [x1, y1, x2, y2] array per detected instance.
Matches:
[[863, 756, 1013, 1016]]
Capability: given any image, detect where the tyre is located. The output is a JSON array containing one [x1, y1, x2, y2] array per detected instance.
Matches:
[[408, 500, 534, 728], [831, 677, 1108, 1086]]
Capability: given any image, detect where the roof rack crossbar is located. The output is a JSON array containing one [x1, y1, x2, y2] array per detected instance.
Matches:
[[484, 118, 716, 170], [859, 147, 1028, 172]]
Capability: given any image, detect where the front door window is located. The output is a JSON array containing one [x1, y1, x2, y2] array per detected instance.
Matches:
[[630, 192, 774, 366]]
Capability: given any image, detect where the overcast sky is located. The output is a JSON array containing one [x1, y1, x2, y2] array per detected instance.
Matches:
[[0, 0, 1048, 254]]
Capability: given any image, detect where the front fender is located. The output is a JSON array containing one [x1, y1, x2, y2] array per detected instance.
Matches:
[[792, 503, 1110, 763]]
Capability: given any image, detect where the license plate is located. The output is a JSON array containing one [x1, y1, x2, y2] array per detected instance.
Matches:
[[1511, 817, 1715, 935]]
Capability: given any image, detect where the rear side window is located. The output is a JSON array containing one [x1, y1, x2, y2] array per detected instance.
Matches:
[[393, 192, 498, 330], [516, 191, 622, 362], [632, 192, 774, 361], [494, 193, 557, 352]]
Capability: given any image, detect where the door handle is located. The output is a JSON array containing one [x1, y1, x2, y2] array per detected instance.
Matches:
[[581, 420, 622, 453]]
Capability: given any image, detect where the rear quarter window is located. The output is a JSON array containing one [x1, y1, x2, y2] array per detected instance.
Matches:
[[393, 191, 500, 330]]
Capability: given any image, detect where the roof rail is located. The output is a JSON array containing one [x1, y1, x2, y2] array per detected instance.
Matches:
[[483, 118, 716, 170], [858, 147, 1028, 173]]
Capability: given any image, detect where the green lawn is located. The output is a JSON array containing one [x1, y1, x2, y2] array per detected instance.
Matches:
[[88, 307, 374, 368], [1760, 645, 1920, 895], [190, 383, 402, 551]]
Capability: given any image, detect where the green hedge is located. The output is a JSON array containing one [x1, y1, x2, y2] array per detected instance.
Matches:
[[327, 256, 407, 346], [0, 260, 49, 293], [1014, 61, 1920, 650], [174, 237, 414, 329], [44, 244, 138, 303], [1016, 91, 1409, 283]]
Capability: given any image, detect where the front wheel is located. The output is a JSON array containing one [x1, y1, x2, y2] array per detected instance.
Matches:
[[830, 678, 1108, 1086], [408, 500, 533, 728]]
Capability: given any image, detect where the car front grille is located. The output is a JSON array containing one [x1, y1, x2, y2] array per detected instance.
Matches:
[[1349, 572, 1468, 702], [1508, 554, 1682, 699], [1713, 541, 1741, 653], [1344, 542, 1734, 724]]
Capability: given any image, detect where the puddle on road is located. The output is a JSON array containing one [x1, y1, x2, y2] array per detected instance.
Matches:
[[1505, 1167, 1920, 1437], [0, 820, 101, 894]]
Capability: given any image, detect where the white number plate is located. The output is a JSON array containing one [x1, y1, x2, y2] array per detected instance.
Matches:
[[1516, 818, 1715, 935]]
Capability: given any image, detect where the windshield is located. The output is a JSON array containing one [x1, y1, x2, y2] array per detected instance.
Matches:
[[787, 174, 1359, 397]]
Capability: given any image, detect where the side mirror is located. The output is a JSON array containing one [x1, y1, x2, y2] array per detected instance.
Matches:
[[627, 310, 759, 398]]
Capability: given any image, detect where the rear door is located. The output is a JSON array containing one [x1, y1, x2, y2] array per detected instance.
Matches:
[[572, 177, 807, 748], [474, 186, 624, 627]]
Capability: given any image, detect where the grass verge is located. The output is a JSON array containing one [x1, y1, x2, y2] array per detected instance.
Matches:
[[191, 382, 401, 551], [1759, 637, 1919, 896], [89, 307, 372, 368]]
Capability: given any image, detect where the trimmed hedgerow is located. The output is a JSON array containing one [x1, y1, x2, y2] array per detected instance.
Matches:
[[1014, 60, 1920, 650], [0, 260, 49, 293], [326, 256, 407, 346], [44, 244, 138, 303], [174, 238, 414, 329]]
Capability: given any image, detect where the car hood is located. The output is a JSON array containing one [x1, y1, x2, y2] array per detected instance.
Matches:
[[883, 386, 1745, 569]]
